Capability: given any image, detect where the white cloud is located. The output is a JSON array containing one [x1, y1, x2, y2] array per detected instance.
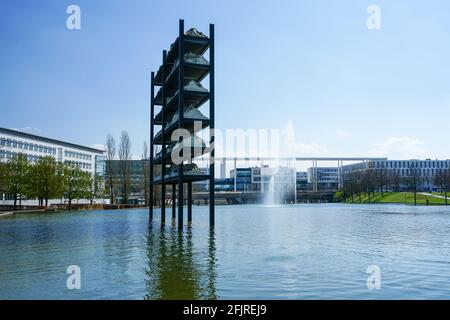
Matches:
[[336, 130, 350, 137], [368, 137, 428, 159]]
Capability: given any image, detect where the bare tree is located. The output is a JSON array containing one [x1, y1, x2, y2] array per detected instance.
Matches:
[[362, 169, 376, 203], [390, 169, 401, 192], [355, 171, 363, 203], [142, 141, 149, 206], [435, 170, 443, 194], [407, 163, 422, 206], [105, 134, 116, 204], [375, 168, 388, 196], [343, 171, 359, 203], [118, 131, 131, 204], [445, 169, 450, 206], [434, 169, 450, 206]]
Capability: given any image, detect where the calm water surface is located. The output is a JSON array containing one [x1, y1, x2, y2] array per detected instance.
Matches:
[[1, 204, 450, 299]]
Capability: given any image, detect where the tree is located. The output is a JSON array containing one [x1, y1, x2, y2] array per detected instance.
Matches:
[[63, 166, 91, 210], [142, 141, 149, 206], [89, 174, 105, 205], [0, 162, 8, 195], [342, 171, 359, 203], [28, 156, 63, 206], [333, 191, 344, 202], [375, 168, 388, 196], [105, 134, 116, 204], [390, 170, 401, 192], [361, 169, 375, 203], [424, 173, 433, 193], [118, 131, 131, 204], [407, 163, 422, 206], [2, 154, 30, 209], [434, 169, 450, 206], [445, 169, 450, 206]]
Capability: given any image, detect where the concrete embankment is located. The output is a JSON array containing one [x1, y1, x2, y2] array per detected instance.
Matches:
[[0, 209, 48, 217], [0, 211, 14, 217], [0, 205, 148, 217]]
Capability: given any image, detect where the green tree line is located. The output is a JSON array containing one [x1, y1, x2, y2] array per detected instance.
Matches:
[[0, 154, 103, 210], [338, 167, 450, 206]]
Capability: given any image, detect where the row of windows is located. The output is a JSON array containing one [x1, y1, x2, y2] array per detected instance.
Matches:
[[313, 169, 338, 173], [0, 151, 93, 170], [342, 167, 448, 177], [64, 160, 92, 170], [0, 150, 44, 163], [64, 150, 92, 161], [0, 138, 57, 155], [253, 176, 272, 182], [373, 161, 449, 169], [383, 168, 444, 177]]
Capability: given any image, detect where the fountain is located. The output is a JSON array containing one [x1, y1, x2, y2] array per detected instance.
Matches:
[[264, 167, 296, 206], [265, 175, 276, 206]]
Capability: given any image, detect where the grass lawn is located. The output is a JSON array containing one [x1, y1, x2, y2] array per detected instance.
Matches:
[[432, 192, 450, 199], [346, 192, 448, 205]]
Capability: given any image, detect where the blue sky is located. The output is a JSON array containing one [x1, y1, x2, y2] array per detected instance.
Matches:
[[1, 0, 450, 161]]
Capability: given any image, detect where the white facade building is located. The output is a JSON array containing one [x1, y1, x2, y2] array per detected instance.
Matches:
[[341, 159, 450, 191], [342, 159, 450, 176], [0, 128, 105, 205], [0, 127, 104, 174]]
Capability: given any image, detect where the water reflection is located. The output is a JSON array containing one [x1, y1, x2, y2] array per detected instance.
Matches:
[[3, 205, 450, 299], [144, 223, 217, 300]]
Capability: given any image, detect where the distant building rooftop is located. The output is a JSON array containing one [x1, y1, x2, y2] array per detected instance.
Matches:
[[0, 127, 104, 154]]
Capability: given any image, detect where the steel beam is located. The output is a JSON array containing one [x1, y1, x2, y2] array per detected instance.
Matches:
[[178, 19, 185, 229], [209, 23, 215, 227], [149, 72, 154, 220], [161, 50, 167, 225]]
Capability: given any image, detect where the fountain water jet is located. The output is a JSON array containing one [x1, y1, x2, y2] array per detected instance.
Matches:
[[263, 167, 296, 206], [264, 175, 276, 206]]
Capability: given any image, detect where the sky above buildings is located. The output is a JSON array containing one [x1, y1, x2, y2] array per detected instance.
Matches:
[[1, 0, 450, 163]]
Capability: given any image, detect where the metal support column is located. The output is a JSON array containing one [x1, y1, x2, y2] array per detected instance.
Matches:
[[161, 50, 167, 225], [338, 160, 343, 190], [149, 72, 154, 220], [188, 182, 192, 222], [261, 160, 264, 193], [294, 171, 297, 204], [172, 184, 176, 220], [234, 158, 237, 192], [177, 19, 185, 229], [209, 23, 215, 227]]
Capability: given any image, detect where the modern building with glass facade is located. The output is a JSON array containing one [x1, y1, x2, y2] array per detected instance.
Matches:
[[296, 171, 310, 191], [104, 160, 149, 204], [307, 167, 339, 191], [0, 127, 104, 175]]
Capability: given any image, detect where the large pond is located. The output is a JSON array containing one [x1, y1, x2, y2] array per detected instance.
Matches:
[[1, 204, 450, 299]]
